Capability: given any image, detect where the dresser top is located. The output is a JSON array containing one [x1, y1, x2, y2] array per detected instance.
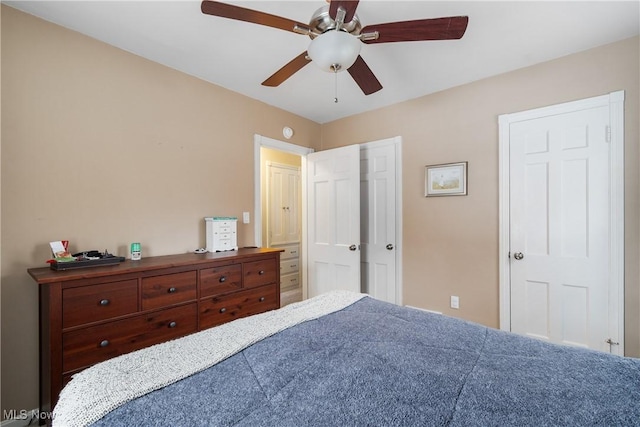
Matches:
[[28, 247, 283, 284]]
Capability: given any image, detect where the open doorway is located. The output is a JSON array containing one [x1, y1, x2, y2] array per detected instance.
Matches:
[[253, 135, 313, 306], [254, 134, 403, 307]]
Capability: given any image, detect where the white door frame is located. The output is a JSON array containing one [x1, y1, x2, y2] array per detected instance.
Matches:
[[361, 136, 404, 305], [498, 91, 625, 354]]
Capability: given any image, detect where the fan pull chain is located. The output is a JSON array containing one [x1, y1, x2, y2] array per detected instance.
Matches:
[[334, 68, 339, 103]]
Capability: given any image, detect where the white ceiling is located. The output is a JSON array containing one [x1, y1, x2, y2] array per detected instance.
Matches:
[[5, 1, 639, 123]]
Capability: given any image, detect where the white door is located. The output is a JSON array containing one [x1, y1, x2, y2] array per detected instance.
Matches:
[[306, 145, 361, 297], [361, 139, 399, 304], [502, 92, 624, 354]]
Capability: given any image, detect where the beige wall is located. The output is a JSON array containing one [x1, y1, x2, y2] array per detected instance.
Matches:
[[2, 4, 639, 417], [0, 6, 320, 416], [322, 37, 640, 356]]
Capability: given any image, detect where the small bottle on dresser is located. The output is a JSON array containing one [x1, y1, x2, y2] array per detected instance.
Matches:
[[130, 242, 142, 260]]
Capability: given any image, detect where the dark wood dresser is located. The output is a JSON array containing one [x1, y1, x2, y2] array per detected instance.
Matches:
[[28, 248, 282, 415]]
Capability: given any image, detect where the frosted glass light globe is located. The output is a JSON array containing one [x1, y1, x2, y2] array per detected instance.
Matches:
[[308, 30, 361, 72]]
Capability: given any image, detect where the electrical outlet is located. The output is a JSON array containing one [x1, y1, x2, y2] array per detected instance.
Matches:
[[242, 212, 250, 224], [450, 295, 460, 309]]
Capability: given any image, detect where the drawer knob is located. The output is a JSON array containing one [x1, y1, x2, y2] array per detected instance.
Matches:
[[99, 299, 110, 306], [219, 276, 226, 283], [168, 321, 177, 328], [168, 287, 177, 293], [258, 270, 265, 275], [100, 340, 109, 348], [219, 307, 227, 313], [259, 297, 265, 302]]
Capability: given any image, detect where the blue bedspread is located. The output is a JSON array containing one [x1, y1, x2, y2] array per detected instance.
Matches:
[[93, 297, 640, 426]]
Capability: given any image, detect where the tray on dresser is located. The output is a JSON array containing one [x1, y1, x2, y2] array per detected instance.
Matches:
[[49, 256, 125, 271]]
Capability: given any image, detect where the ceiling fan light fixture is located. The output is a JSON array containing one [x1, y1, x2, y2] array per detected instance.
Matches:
[[307, 30, 361, 73]]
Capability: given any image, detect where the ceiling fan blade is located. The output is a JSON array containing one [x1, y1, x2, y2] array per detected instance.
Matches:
[[329, 1, 360, 23], [362, 16, 469, 43], [347, 56, 382, 95], [201, 1, 308, 34], [262, 52, 311, 87]]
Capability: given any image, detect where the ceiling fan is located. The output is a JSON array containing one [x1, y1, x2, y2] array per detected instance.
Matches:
[[201, 1, 469, 96]]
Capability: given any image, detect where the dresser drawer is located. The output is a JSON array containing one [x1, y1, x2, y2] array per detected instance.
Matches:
[[243, 258, 277, 288], [200, 263, 242, 298], [281, 244, 300, 259], [280, 259, 299, 275], [213, 220, 235, 229], [142, 271, 197, 311], [199, 284, 279, 329], [281, 272, 300, 291], [62, 303, 197, 372], [213, 239, 235, 251], [63, 279, 138, 329]]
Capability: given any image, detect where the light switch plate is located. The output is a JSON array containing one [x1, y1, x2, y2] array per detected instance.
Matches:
[[450, 295, 460, 309]]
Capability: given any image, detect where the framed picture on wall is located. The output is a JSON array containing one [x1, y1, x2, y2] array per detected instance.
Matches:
[[425, 162, 468, 197]]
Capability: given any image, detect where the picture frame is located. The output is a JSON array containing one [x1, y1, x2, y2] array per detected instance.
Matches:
[[425, 161, 468, 197]]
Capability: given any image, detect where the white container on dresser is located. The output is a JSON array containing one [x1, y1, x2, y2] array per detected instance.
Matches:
[[205, 217, 238, 252]]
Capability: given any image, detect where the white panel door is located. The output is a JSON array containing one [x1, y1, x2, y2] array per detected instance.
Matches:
[[283, 167, 301, 243], [268, 163, 300, 245], [509, 105, 612, 351], [307, 145, 360, 297], [268, 164, 286, 245], [360, 141, 397, 303]]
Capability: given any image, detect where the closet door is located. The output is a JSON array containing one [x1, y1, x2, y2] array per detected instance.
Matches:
[[306, 145, 361, 297], [268, 163, 300, 245], [360, 139, 399, 304], [282, 166, 301, 244]]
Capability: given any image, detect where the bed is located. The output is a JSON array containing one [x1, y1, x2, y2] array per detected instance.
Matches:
[[53, 291, 640, 426]]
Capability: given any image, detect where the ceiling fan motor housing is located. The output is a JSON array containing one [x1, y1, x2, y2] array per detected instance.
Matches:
[[308, 5, 362, 38]]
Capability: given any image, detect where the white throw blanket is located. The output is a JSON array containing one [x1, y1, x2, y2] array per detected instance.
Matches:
[[53, 291, 366, 427]]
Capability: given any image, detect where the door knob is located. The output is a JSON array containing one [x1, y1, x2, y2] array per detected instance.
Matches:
[[513, 252, 524, 260], [349, 244, 357, 251], [386, 244, 394, 250]]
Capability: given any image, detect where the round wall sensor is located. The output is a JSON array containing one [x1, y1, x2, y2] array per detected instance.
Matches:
[[282, 126, 294, 139]]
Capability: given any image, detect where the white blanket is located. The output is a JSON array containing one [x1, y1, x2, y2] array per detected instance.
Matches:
[[53, 290, 366, 427]]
